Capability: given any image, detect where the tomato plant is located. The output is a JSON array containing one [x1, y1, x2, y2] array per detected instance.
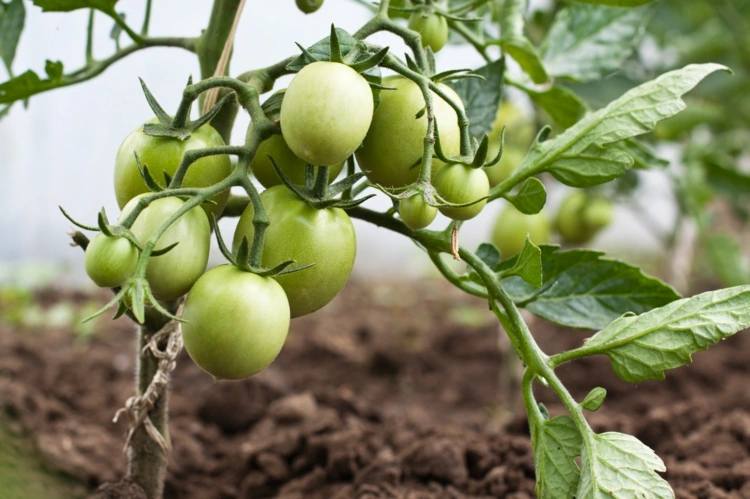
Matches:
[[6, 1, 747, 498], [296, 0, 323, 14]]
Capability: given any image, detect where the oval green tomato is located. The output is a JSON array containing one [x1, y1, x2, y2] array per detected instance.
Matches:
[[182, 265, 290, 380], [356, 76, 463, 188], [296, 0, 323, 14], [433, 163, 489, 221], [489, 101, 535, 148], [280, 62, 373, 166], [252, 133, 344, 188], [114, 120, 232, 220], [408, 12, 449, 53], [556, 191, 593, 244], [492, 205, 551, 258], [485, 145, 525, 188], [120, 195, 210, 301], [583, 198, 614, 231], [399, 193, 438, 230], [84, 233, 138, 288], [233, 185, 356, 318]]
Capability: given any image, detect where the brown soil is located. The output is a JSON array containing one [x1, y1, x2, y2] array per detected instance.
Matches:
[[2, 280, 750, 498]]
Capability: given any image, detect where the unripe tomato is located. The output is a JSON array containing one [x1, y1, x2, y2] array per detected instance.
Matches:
[[252, 134, 344, 188], [233, 186, 356, 318], [120, 195, 210, 300], [399, 193, 438, 230], [84, 233, 138, 288], [114, 120, 232, 220], [433, 163, 489, 221], [489, 101, 535, 149], [584, 198, 614, 231], [485, 145, 525, 188], [296, 0, 323, 14], [182, 265, 290, 380], [280, 62, 373, 166], [492, 205, 551, 258], [408, 12, 449, 53], [556, 192, 613, 245], [356, 76, 463, 188]]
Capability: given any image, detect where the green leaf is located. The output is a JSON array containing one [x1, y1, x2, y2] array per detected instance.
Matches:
[[562, 0, 654, 5], [32, 0, 117, 13], [581, 387, 606, 412], [502, 238, 542, 287], [519, 64, 728, 189], [501, 246, 680, 330], [0, 70, 57, 104], [542, 4, 650, 82], [577, 433, 672, 499], [446, 58, 505, 139], [476, 242, 501, 270], [0, 0, 25, 72], [531, 415, 582, 498], [525, 85, 588, 129], [44, 59, 63, 81], [110, 11, 124, 47], [704, 234, 749, 288], [624, 138, 669, 169], [500, 38, 550, 84], [583, 286, 750, 383], [504, 177, 547, 214]]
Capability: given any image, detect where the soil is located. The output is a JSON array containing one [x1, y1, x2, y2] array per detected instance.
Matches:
[[2, 280, 750, 499]]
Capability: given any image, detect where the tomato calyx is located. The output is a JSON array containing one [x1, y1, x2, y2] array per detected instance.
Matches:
[[434, 122, 505, 171], [137, 77, 233, 141]]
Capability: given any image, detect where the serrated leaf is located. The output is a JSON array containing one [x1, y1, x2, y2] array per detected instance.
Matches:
[[548, 145, 633, 187], [501, 246, 680, 330], [577, 433, 672, 499], [624, 138, 669, 169], [531, 415, 582, 498], [0, 70, 56, 104], [476, 242, 501, 270], [704, 234, 749, 288], [581, 387, 606, 412], [502, 238, 542, 287], [32, 0, 117, 13], [0, 0, 25, 72], [542, 4, 650, 82], [562, 0, 654, 6], [525, 85, 588, 129], [447, 58, 505, 139], [44, 59, 63, 81], [518, 64, 728, 189], [582, 286, 750, 383], [505, 177, 547, 214]]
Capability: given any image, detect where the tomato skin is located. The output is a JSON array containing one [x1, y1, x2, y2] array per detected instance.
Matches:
[[120, 195, 210, 301], [486, 145, 525, 188], [280, 62, 373, 167], [556, 192, 613, 244], [584, 198, 614, 231], [84, 233, 138, 288], [356, 76, 463, 188], [399, 194, 438, 230], [252, 134, 344, 188], [489, 101, 535, 149], [433, 164, 489, 221], [233, 186, 356, 318], [114, 121, 232, 220], [492, 205, 551, 258], [182, 265, 290, 380], [296, 0, 323, 13], [408, 12, 449, 53]]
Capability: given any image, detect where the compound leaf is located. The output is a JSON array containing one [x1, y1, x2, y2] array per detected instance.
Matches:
[[531, 415, 582, 498], [447, 58, 505, 139]]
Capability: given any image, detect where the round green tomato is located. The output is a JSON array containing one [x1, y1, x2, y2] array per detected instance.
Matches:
[[295, 0, 323, 14], [485, 145, 525, 188], [280, 62, 373, 166], [182, 265, 290, 380], [84, 233, 138, 288], [356, 76, 463, 188], [584, 198, 614, 231], [408, 12, 449, 53], [120, 195, 210, 300], [489, 101, 535, 149], [399, 193, 438, 230], [433, 163, 489, 221], [252, 133, 344, 188], [492, 205, 551, 258], [114, 120, 232, 220], [556, 192, 613, 244], [233, 185, 356, 318]]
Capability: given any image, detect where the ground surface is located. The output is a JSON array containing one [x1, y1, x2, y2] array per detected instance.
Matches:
[[1, 281, 750, 499]]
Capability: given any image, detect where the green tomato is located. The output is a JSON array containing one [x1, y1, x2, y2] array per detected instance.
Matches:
[[84, 233, 138, 288], [492, 205, 551, 258], [556, 192, 613, 244], [584, 198, 614, 230], [485, 145, 525, 188], [295, 0, 323, 14], [356, 76, 463, 188], [252, 133, 344, 188], [280, 62, 373, 166], [233, 185, 356, 318], [399, 193, 438, 230], [182, 265, 290, 380], [114, 120, 232, 220], [489, 101, 535, 149], [433, 163, 489, 221], [120, 195, 210, 300], [408, 12, 449, 53]]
